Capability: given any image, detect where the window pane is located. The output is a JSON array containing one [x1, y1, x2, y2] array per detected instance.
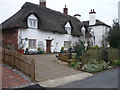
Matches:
[[64, 41, 71, 48], [28, 19, 38, 28], [29, 39, 36, 48]]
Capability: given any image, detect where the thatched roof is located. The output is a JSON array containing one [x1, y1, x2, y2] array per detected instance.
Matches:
[[83, 19, 111, 27], [1, 2, 83, 36]]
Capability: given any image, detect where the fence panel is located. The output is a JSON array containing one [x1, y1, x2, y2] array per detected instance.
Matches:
[[2, 48, 35, 81]]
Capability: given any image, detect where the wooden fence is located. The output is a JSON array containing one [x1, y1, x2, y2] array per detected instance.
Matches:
[[2, 48, 35, 81]]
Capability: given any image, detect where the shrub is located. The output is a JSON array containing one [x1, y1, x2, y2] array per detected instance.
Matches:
[[69, 61, 81, 69], [92, 45, 99, 49], [82, 60, 112, 73], [110, 59, 120, 66], [101, 48, 108, 62]]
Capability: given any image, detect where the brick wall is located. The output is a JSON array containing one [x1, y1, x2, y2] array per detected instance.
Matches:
[[2, 29, 18, 50]]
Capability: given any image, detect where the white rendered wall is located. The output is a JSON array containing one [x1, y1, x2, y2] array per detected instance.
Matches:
[[18, 28, 79, 52], [89, 13, 96, 25], [90, 25, 110, 47]]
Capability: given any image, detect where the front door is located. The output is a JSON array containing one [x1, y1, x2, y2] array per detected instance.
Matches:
[[46, 40, 52, 53]]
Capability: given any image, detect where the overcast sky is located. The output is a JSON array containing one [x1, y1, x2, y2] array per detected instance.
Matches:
[[0, 0, 119, 26]]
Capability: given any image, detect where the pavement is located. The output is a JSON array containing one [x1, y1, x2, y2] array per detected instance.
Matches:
[[39, 72, 92, 88], [1, 64, 36, 89]]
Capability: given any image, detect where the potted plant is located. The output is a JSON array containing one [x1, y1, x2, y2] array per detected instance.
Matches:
[[60, 47, 64, 53], [19, 46, 24, 54], [25, 48, 29, 55], [37, 48, 42, 54], [18, 38, 25, 54]]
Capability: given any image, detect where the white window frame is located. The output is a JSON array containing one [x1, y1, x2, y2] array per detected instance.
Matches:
[[64, 41, 71, 48], [27, 14, 38, 29], [29, 39, 36, 48], [28, 19, 38, 28]]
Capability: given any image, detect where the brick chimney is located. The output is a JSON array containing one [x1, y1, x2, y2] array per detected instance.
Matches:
[[63, 5, 68, 15], [89, 9, 96, 25], [40, 0, 46, 7]]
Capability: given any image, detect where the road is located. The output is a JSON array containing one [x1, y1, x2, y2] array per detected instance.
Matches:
[[58, 68, 119, 88]]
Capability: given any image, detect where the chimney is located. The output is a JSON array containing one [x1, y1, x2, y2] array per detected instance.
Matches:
[[40, 0, 46, 7], [89, 9, 96, 25], [63, 5, 68, 15], [74, 14, 81, 21]]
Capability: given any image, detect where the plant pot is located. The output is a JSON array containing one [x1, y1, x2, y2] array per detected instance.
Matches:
[[19, 49, 24, 54]]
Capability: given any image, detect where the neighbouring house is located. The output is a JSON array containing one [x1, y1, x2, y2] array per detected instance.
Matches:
[[83, 9, 111, 47], [2, 1, 86, 53]]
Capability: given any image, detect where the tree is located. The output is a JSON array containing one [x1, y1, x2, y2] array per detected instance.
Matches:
[[108, 19, 120, 49]]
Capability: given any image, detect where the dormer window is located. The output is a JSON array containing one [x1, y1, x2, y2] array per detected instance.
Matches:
[[64, 21, 72, 34], [27, 14, 38, 28]]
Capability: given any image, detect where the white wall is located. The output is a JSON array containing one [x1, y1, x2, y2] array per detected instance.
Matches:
[[18, 28, 79, 52], [89, 13, 96, 25], [90, 25, 110, 47]]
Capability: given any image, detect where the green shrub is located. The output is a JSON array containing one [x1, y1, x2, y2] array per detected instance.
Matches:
[[92, 45, 99, 49], [110, 59, 120, 66], [82, 60, 112, 73], [82, 63, 100, 73], [69, 61, 81, 69]]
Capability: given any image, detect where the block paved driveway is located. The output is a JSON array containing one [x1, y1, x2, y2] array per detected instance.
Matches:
[[1, 64, 32, 89], [27, 54, 82, 82]]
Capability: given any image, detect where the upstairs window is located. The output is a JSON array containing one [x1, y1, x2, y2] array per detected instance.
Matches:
[[27, 14, 38, 28], [64, 21, 72, 34]]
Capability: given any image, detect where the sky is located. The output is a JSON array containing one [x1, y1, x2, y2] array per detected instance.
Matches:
[[0, 0, 119, 26]]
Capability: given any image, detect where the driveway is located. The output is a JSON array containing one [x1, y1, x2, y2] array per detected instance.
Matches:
[[28, 54, 82, 82], [58, 68, 119, 88]]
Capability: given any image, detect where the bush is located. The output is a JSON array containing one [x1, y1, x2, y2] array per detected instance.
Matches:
[[69, 61, 81, 69], [92, 45, 99, 49], [82, 60, 112, 73], [110, 59, 120, 66], [101, 48, 108, 62]]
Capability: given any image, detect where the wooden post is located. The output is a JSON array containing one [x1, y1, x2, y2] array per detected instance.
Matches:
[[12, 50, 15, 69], [31, 59, 35, 81], [2, 48, 5, 63]]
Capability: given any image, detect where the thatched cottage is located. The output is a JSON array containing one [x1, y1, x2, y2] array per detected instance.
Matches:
[[2, 1, 88, 53]]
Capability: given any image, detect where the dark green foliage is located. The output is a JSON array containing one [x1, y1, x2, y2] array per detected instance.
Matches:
[[108, 19, 120, 49], [69, 61, 81, 69], [110, 59, 120, 66], [75, 42, 85, 61], [101, 48, 108, 62]]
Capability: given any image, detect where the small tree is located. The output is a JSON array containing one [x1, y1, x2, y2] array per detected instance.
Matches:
[[108, 19, 120, 49], [75, 42, 85, 62]]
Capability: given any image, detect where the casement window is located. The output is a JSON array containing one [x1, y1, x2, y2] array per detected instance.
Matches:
[[28, 19, 38, 28], [64, 41, 71, 48], [27, 14, 38, 28], [29, 39, 36, 48], [64, 21, 72, 34]]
